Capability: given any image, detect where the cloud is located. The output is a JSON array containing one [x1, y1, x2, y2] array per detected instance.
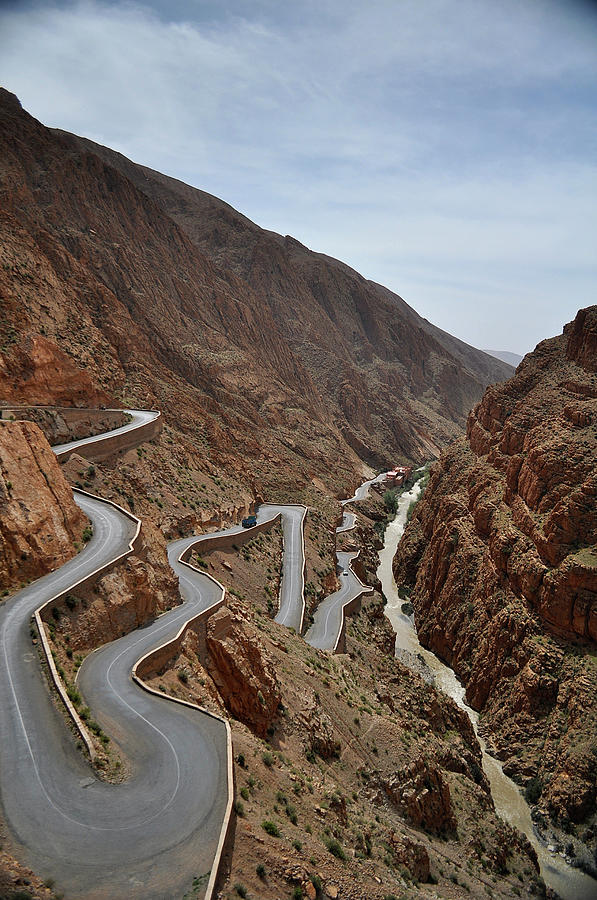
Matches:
[[0, 0, 595, 353]]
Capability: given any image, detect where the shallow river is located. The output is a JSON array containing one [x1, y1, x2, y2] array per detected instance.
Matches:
[[377, 482, 596, 900]]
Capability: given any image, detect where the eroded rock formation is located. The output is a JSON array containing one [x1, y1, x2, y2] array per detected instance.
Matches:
[[394, 307, 597, 851], [383, 755, 457, 835], [0, 419, 86, 592], [46, 518, 179, 650], [206, 605, 281, 737]]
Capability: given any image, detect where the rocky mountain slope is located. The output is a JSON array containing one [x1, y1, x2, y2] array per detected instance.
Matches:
[[0, 88, 510, 502], [394, 307, 597, 867], [61, 128, 511, 464]]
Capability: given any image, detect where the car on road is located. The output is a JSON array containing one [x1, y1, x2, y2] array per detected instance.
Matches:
[[242, 514, 257, 528]]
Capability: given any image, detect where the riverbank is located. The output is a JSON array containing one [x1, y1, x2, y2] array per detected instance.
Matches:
[[379, 488, 597, 900]]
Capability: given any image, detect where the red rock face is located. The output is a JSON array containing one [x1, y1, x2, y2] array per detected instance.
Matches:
[[0, 420, 87, 591], [388, 833, 430, 882], [566, 306, 597, 373], [48, 518, 179, 651], [393, 308, 597, 846], [0, 333, 111, 407], [383, 756, 457, 836], [206, 605, 281, 737]]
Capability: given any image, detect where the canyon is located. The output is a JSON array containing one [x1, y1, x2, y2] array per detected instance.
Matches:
[[394, 307, 597, 871], [0, 86, 594, 900]]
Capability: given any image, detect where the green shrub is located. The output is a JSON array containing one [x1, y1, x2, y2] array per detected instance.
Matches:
[[261, 820, 281, 837], [286, 803, 298, 825], [256, 863, 266, 880], [262, 751, 274, 767], [66, 685, 82, 707], [383, 490, 398, 514], [524, 776, 543, 804], [325, 837, 346, 860]]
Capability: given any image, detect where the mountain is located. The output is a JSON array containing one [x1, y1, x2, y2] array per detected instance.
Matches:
[[0, 88, 565, 899], [483, 349, 523, 367], [0, 88, 510, 502], [394, 307, 597, 868]]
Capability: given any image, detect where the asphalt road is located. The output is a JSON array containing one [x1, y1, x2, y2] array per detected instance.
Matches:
[[51, 409, 160, 459], [260, 504, 306, 633], [0, 493, 228, 899], [305, 475, 382, 650], [303, 550, 367, 650], [340, 472, 385, 506], [1, 409, 374, 896], [170, 503, 306, 633], [336, 511, 356, 533]]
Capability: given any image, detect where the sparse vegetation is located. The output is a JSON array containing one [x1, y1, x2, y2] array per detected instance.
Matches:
[[324, 837, 347, 860]]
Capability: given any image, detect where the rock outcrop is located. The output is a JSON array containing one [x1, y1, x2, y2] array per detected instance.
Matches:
[[46, 518, 179, 649], [0, 419, 86, 592], [0, 333, 111, 408], [388, 832, 431, 882], [1, 406, 127, 446], [383, 756, 458, 835], [394, 307, 597, 851], [206, 605, 281, 737]]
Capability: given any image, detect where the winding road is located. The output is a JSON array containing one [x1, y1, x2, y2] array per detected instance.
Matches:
[[1, 420, 230, 898], [0, 410, 374, 898], [305, 477, 376, 651]]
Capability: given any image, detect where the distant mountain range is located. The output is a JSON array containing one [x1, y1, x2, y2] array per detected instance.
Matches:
[[483, 349, 523, 367]]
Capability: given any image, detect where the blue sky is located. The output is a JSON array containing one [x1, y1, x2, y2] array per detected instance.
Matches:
[[1, 0, 595, 355]]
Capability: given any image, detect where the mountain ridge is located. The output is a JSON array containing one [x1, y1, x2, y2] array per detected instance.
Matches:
[[1, 87, 510, 494]]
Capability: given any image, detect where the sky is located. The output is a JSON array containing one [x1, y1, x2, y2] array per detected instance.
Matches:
[[0, 0, 595, 356]]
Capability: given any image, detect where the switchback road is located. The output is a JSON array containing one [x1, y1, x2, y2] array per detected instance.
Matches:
[[0, 410, 375, 897]]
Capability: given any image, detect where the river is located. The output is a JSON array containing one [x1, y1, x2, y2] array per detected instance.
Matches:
[[377, 481, 596, 900]]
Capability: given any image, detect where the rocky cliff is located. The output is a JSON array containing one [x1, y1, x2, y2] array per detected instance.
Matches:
[[394, 307, 597, 862], [0, 88, 511, 504], [0, 419, 87, 592]]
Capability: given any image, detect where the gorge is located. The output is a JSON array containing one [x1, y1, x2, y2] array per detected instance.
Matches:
[[0, 87, 594, 900]]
